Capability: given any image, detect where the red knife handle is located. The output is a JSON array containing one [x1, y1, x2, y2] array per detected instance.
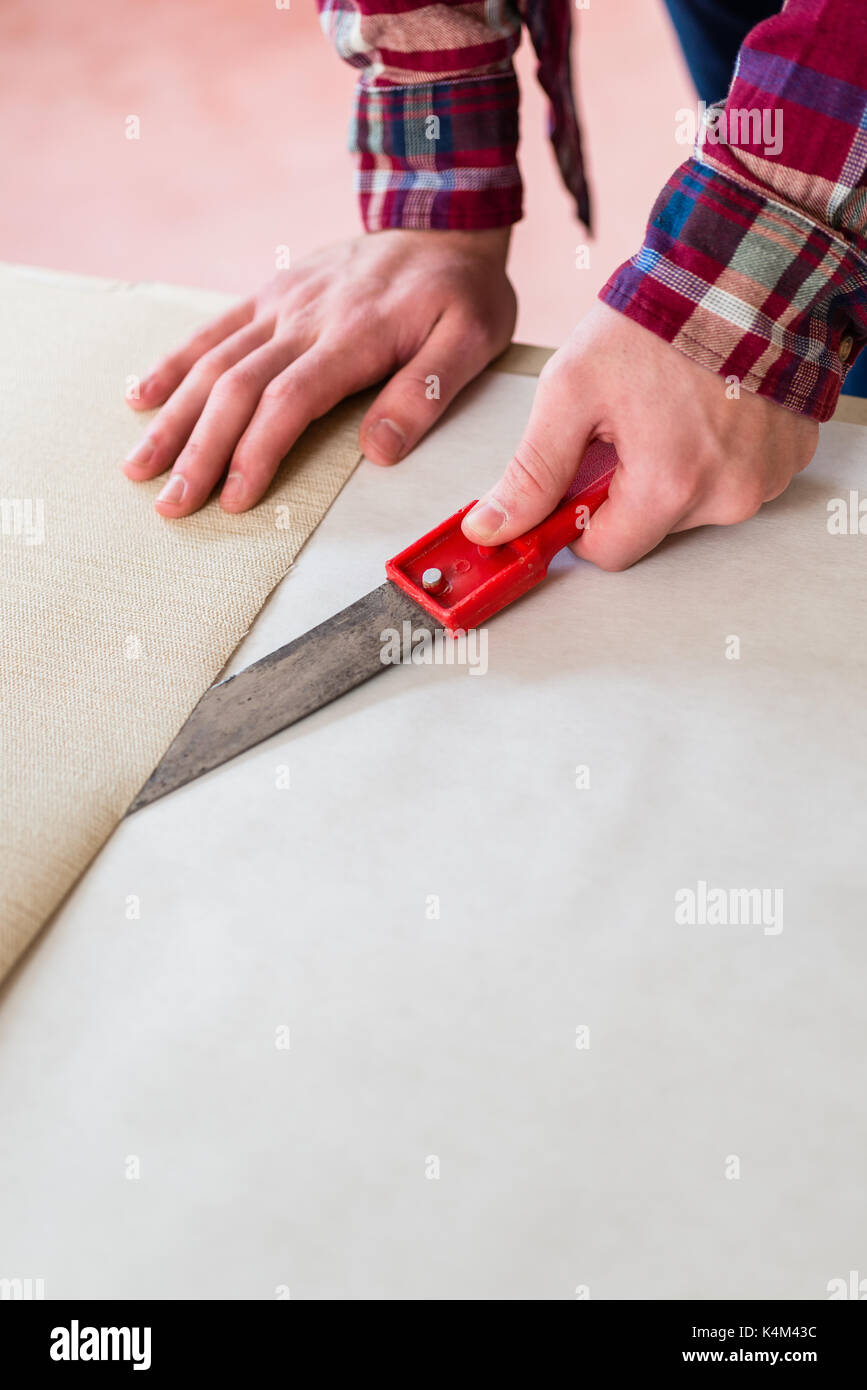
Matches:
[[386, 456, 616, 632]]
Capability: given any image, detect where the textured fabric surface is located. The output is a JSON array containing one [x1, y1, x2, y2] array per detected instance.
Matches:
[[0, 264, 364, 981]]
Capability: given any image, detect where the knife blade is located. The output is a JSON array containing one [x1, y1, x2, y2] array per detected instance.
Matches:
[[127, 443, 618, 813], [127, 581, 432, 813]]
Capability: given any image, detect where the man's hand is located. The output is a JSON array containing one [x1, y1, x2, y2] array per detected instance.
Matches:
[[462, 303, 819, 568], [124, 228, 515, 516]]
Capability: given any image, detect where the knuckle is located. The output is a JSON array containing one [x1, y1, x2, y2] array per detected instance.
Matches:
[[175, 439, 204, 478], [537, 354, 562, 390], [198, 339, 252, 381], [178, 436, 204, 469], [188, 320, 222, 353], [152, 351, 181, 383], [214, 361, 261, 396], [262, 375, 292, 405], [456, 313, 501, 358], [279, 302, 318, 337], [229, 441, 254, 473], [666, 473, 701, 514], [395, 370, 441, 410], [186, 332, 212, 362], [320, 329, 379, 377], [186, 353, 219, 389], [140, 417, 174, 453], [507, 438, 561, 499], [337, 302, 374, 339], [138, 418, 161, 448], [744, 479, 767, 513], [714, 484, 765, 525]]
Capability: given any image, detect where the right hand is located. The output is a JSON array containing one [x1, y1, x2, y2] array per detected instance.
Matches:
[[462, 302, 819, 569], [123, 228, 516, 518]]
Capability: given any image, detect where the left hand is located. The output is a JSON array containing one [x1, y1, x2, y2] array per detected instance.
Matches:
[[123, 228, 515, 517], [462, 303, 819, 569]]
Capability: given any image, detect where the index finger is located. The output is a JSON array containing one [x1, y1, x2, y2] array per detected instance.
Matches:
[[222, 337, 388, 511], [128, 298, 256, 411]]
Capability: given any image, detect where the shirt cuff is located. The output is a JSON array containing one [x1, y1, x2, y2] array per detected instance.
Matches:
[[350, 72, 523, 232], [599, 158, 866, 423]]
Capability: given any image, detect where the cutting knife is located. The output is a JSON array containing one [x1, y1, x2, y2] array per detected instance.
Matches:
[[127, 442, 618, 814]]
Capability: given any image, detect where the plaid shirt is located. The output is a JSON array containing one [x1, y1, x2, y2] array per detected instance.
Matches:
[[320, 0, 867, 419], [317, 0, 590, 231], [602, 0, 867, 420]]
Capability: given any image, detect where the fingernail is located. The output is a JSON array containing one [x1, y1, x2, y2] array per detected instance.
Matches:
[[367, 418, 406, 464], [157, 474, 186, 504], [221, 473, 244, 505], [465, 497, 507, 541], [125, 435, 155, 467]]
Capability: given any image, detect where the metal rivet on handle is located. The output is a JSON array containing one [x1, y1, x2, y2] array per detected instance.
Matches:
[[422, 567, 446, 594]]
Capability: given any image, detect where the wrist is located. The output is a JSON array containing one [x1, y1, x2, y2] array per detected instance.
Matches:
[[375, 225, 511, 267]]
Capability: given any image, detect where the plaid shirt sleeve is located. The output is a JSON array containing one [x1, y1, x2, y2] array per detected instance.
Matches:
[[317, 0, 525, 231], [600, 0, 867, 421], [317, 0, 592, 230], [316, 0, 525, 230]]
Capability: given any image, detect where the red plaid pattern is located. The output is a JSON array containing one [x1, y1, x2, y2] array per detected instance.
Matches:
[[601, 0, 867, 420], [317, 0, 589, 230]]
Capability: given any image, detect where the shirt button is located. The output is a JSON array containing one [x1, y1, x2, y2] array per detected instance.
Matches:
[[840, 334, 854, 362]]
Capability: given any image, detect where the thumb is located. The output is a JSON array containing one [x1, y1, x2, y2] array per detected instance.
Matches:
[[359, 310, 505, 467], [462, 378, 595, 543]]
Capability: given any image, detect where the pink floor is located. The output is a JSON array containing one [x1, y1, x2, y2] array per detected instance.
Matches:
[[1, 0, 693, 346]]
